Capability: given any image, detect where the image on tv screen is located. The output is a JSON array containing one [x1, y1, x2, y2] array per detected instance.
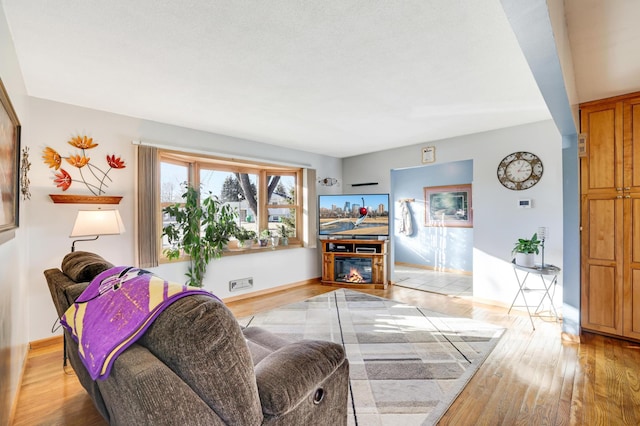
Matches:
[[318, 194, 389, 236]]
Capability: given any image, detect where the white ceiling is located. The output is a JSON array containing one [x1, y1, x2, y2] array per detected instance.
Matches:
[[564, 0, 640, 103], [2, 1, 639, 158]]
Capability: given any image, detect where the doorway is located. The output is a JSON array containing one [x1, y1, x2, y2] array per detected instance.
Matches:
[[390, 160, 474, 297]]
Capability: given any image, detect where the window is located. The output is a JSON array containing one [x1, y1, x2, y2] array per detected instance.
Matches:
[[158, 150, 302, 259]]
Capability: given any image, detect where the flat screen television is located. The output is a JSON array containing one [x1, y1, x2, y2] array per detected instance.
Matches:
[[318, 193, 389, 237]]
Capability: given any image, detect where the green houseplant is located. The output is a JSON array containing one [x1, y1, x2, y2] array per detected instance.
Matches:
[[163, 184, 238, 287], [512, 233, 541, 267], [258, 229, 271, 247], [235, 227, 256, 249], [278, 224, 291, 246]]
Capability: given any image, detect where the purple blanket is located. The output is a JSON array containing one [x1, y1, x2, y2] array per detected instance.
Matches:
[[60, 266, 214, 380]]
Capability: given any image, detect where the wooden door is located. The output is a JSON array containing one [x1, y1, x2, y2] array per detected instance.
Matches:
[[623, 96, 640, 339], [581, 194, 624, 334], [580, 100, 624, 335]]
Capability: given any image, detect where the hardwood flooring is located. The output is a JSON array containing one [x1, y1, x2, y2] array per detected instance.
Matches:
[[12, 283, 640, 425]]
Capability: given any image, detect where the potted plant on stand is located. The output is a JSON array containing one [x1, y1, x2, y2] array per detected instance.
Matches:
[[163, 184, 238, 287], [512, 233, 541, 268]]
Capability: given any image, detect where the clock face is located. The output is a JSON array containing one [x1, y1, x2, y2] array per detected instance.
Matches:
[[497, 152, 543, 190]]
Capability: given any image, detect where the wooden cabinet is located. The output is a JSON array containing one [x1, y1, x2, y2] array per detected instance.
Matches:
[[580, 91, 640, 340], [320, 239, 389, 289]]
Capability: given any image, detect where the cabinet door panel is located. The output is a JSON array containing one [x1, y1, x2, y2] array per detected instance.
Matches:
[[625, 98, 640, 189], [587, 198, 618, 261], [584, 265, 618, 331], [582, 105, 623, 193], [632, 198, 640, 264], [322, 253, 333, 281], [581, 196, 623, 334], [624, 271, 640, 338]]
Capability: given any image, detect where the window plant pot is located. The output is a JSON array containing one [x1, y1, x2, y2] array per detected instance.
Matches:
[[238, 239, 253, 249]]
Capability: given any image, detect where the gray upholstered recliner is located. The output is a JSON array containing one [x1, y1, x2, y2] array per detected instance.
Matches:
[[44, 251, 349, 425]]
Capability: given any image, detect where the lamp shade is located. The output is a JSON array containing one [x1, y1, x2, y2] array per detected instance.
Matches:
[[70, 209, 126, 237]]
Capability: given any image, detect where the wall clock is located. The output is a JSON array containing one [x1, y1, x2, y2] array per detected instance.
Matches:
[[497, 151, 543, 190]]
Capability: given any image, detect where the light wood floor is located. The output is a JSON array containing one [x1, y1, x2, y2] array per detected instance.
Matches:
[[13, 283, 640, 425]]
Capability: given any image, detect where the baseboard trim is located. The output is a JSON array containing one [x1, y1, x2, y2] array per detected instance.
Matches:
[[394, 261, 472, 276], [223, 277, 321, 303], [29, 335, 63, 350], [561, 332, 581, 344]]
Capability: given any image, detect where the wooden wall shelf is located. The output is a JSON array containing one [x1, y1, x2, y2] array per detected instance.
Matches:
[[49, 194, 122, 204]]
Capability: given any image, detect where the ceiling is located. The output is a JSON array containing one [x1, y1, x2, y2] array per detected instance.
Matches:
[[2, 1, 639, 158], [564, 0, 640, 103]]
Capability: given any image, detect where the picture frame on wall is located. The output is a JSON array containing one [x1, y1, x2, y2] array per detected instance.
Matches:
[[424, 184, 472, 228], [0, 79, 21, 233]]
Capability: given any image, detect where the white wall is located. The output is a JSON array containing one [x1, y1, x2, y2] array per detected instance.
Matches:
[[26, 97, 342, 342], [343, 120, 564, 307], [0, 4, 29, 424]]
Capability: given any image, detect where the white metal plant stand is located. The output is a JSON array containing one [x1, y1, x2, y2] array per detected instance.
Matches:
[[508, 260, 560, 330]]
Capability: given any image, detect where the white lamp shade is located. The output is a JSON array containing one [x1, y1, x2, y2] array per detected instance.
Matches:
[[537, 226, 548, 240], [70, 209, 126, 237]]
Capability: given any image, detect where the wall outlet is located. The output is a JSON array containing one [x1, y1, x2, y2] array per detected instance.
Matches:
[[229, 277, 253, 292]]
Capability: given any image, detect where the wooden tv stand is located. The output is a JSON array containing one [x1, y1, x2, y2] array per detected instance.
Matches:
[[320, 239, 389, 289]]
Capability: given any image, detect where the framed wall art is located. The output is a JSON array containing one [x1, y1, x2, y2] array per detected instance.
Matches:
[[424, 184, 472, 227], [0, 79, 21, 233]]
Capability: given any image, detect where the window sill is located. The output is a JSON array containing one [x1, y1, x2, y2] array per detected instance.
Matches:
[[223, 242, 304, 256], [159, 242, 304, 264]]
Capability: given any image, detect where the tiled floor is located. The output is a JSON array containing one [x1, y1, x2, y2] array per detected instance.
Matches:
[[393, 265, 473, 297]]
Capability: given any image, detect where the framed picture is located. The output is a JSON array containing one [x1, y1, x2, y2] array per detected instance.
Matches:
[[0, 79, 21, 233], [421, 146, 435, 163], [424, 184, 472, 227]]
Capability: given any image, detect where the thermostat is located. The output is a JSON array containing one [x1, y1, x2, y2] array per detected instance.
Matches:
[[518, 199, 532, 208]]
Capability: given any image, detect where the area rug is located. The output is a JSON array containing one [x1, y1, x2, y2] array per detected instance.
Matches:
[[238, 289, 504, 426]]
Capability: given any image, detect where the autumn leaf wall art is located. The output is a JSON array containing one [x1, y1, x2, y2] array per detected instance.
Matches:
[[42, 135, 125, 196]]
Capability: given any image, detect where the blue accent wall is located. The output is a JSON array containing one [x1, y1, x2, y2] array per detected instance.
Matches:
[[562, 134, 580, 334], [391, 159, 473, 272]]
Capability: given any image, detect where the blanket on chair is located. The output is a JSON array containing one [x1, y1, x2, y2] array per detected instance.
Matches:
[[61, 266, 214, 380]]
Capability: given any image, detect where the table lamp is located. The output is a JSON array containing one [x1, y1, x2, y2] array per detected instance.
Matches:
[[538, 226, 548, 267], [70, 208, 126, 252]]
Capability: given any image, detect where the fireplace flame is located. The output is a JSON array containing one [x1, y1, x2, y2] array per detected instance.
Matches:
[[346, 267, 365, 283]]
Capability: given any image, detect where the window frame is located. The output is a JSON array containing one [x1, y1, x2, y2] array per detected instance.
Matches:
[[158, 149, 303, 262]]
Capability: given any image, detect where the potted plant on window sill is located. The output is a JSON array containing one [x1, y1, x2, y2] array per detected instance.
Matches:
[[278, 224, 291, 246], [512, 233, 541, 268], [258, 229, 271, 247], [235, 228, 256, 249], [162, 184, 238, 287]]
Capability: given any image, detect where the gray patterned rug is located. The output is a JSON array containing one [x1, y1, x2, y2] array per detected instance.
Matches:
[[238, 289, 504, 425]]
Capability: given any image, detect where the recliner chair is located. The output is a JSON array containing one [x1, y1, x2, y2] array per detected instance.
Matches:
[[44, 251, 349, 425]]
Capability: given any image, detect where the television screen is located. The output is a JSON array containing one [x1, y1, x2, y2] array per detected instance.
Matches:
[[318, 193, 389, 236]]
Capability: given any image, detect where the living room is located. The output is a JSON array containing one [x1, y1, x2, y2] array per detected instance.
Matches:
[[2, 1, 640, 424]]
